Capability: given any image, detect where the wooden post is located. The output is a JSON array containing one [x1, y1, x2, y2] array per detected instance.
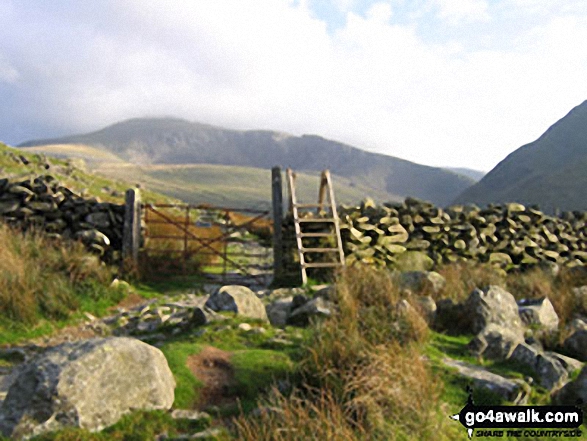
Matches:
[[122, 188, 141, 272], [272, 166, 284, 281]]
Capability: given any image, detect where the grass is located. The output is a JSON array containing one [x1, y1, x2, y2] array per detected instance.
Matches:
[[160, 341, 205, 409], [0, 142, 170, 205], [234, 265, 439, 440], [0, 222, 129, 344]]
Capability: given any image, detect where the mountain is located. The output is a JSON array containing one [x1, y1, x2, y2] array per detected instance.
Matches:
[[444, 167, 485, 182], [455, 100, 587, 213], [19, 118, 475, 206]]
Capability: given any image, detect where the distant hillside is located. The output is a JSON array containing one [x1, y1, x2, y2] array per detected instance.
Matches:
[[20, 118, 474, 207], [455, 100, 587, 213], [444, 167, 485, 182]]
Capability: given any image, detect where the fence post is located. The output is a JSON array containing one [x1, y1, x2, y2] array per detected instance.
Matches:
[[272, 166, 284, 281], [122, 188, 141, 272]]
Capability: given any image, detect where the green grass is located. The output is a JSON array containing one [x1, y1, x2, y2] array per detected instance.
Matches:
[[231, 349, 295, 400], [1, 142, 172, 205], [160, 341, 205, 409]]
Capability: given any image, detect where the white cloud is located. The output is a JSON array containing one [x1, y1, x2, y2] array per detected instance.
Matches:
[[0, 0, 586, 171], [432, 0, 490, 24]]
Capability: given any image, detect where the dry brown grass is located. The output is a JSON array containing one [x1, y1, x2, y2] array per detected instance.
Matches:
[[234, 265, 440, 440], [505, 266, 586, 328], [436, 261, 506, 302], [0, 222, 116, 324]]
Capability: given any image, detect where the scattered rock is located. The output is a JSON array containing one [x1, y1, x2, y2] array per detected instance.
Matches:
[[464, 286, 523, 334], [238, 323, 252, 331], [205, 285, 269, 322], [552, 366, 587, 405], [563, 330, 587, 361], [266, 296, 293, 327], [0, 338, 175, 439], [517, 297, 559, 331], [287, 297, 332, 327], [535, 353, 568, 391], [469, 324, 524, 360], [413, 296, 437, 325], [443, 358, 528, 404], [398, 271, 446, 295]]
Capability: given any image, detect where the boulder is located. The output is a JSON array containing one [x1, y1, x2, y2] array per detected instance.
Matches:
[[463, 285, 523, 334], [266, 296, 293, 327], [205, 285, 268, 322], [443, 358, 528, 404], [546, 352, 583, 375], [552, 366, 587, 405], [398, 271, 446, 295], [394, 251, 434, 271], [563, 330, 587, 361], [510, 344, 572, 391], [287, 297, 332, 327], [469, 324, 524, 360], [535, 354, 568, 391], [517, 297, 559, 331], [510, 342, 540, 367], [189, 306, 222, 328], [413, 296, 437, 325], [0, 338, 175, 439]]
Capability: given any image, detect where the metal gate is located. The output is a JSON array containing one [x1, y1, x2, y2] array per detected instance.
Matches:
[[139, 203, 273, 286]]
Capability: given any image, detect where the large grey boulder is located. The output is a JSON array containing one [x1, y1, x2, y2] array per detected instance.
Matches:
[[205, 285, 268, 322], [0, 338, 175, 440], [398, 271, 446, 295], [552, 366, 587, 405], [510, 342, 541, 367], [287, 297, 332, 327], [266, 296, 293, 328], [535, 354, 568, 391], [517, 297, 559, 331], [563, 330, 587, 361], [510, 344, 573, 391], [464, 286, 523, 334], [468, 324, 524, 360], [443, 358, 528, 404]]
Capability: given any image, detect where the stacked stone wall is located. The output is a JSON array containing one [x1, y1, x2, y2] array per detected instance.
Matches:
[[0, 175, 125, 262]]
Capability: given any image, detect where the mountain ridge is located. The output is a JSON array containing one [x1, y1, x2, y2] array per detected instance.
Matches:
[[19, 117, 475, 206], [455, 100, 587, 212]]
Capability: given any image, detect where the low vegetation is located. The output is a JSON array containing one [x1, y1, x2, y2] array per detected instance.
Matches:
[[234, 265, 441, 440], [0, 222, 126, 344]]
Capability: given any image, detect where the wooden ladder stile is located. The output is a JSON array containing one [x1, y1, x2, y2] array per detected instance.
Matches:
[[286, 168, 345, 285]]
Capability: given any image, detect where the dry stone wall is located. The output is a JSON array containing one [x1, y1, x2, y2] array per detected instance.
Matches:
[[0, 175, 125, 262], [339, 197, 587, 271]]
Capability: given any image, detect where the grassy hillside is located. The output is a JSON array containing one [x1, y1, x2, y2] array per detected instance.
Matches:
[[14, 140, 403, 208], [0, 142, 174, 205], [92, 162, 401, 209], [19, 117, 475, 206], [455, 100, 587, 212]]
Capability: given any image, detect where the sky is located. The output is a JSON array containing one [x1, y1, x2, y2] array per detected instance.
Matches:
[[1, 0, 586, 172]]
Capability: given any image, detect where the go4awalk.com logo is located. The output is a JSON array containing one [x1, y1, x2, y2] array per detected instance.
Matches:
[[450, 390, 584, 439]]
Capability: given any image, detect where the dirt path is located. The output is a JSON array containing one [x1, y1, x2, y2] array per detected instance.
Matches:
[[186, 346, 238, 410]]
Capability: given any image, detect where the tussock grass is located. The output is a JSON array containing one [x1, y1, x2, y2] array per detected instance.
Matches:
[[0, 221, 123, 340], [235, 265, 440, 440], [436, 261, 506, 302]]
